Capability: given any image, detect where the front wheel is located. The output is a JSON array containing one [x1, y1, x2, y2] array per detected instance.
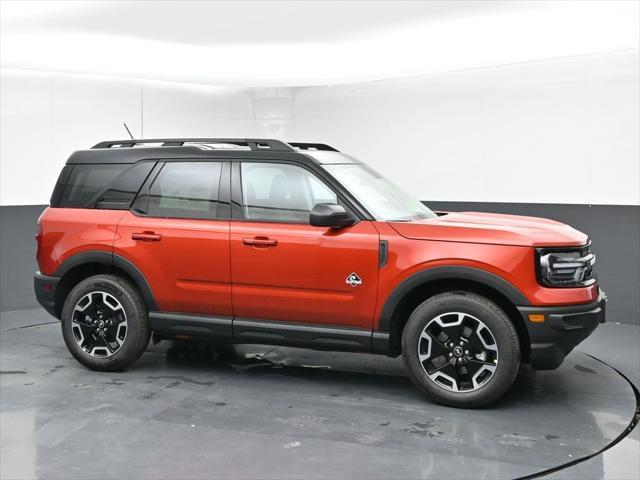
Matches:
[[402, 291, 520, 408], [61, 274, 150, 371]]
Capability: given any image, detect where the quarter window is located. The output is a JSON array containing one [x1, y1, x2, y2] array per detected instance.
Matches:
[[59, 164, 126, 208], [241, 163, 337, 222], [137, 162, 222, 219], [95, 162, 155, 209]]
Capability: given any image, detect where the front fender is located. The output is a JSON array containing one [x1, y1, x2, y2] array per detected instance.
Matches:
[[376, 265, 529, 333]]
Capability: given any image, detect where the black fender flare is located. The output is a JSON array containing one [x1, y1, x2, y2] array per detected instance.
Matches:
[[54, 251, 158, 310], [377, 266, 530, 333]]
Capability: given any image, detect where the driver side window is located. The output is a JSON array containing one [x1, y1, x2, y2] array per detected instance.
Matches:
[[240, 162, 337, 222]]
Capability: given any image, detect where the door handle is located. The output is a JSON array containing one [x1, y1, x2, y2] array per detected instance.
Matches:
[[132, 231, 162, 242], [242, 236, 278, 247]]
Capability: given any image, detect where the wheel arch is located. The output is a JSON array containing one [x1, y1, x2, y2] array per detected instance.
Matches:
[[53, 251, 157, 318], [378, 266, 530, 361]]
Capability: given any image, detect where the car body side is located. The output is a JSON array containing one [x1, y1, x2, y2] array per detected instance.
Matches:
[[35, 150, 604, 372]]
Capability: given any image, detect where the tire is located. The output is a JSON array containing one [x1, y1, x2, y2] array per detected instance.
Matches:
[[402, 291, 520, 408], [61, 274, 150, 371]]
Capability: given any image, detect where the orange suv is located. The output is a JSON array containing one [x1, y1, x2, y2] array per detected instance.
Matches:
[[34, 138, 606, 407]]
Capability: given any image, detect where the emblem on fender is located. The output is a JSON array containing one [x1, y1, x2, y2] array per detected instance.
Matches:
[[346, 272, 362, 287]]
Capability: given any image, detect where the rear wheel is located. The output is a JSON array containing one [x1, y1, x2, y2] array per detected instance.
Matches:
[[61, 274, 150, 371], [402, 291, 520, 408]]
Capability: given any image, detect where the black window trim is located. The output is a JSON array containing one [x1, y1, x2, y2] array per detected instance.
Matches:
[[130, 159, 231, 222], [50, 165, 74, 207], [231, 158, 361, 225], [52, 153, 373, 220]]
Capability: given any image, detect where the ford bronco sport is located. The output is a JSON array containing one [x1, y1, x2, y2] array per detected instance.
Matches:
[[34, 138, 606, 408]]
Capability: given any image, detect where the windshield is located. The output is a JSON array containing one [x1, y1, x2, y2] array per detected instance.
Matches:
[[323, 163, 436, 221]]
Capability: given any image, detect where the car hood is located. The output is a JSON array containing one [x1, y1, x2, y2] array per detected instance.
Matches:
[[389, 211, 588, 247]]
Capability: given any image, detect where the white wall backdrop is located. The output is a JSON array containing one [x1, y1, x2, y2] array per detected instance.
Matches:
[[0, 71, 257, 206], [1, 49, 638, 206], [281, 50, 639, 206]]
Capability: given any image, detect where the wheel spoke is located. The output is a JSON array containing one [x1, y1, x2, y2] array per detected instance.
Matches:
[[456, 364, 473, 390], [464, 332, 484, 354], [477, 325, 498, 351], [465, 358, 488, 376], [75, 313, 93, 327], [101, 292, 121, 316], [467, 355, 496, 366], [426, 355, 452, 374], [429, 335, 448, 358], [89, 292, 102, 317], [82, 329, 100, 353], [437, 314, 464, 340], [418, 330, 448, 363], [113, 311, 126, 325], [434, 362, 461, 391], [99, 332, 117, 354]]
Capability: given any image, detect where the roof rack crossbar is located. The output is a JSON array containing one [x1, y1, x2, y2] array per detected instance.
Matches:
[[91, 138, 295, 152], [288, 142, 339, 152]]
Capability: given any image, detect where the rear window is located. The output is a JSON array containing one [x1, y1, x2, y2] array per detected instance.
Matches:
[[57, 162, 154, 209]]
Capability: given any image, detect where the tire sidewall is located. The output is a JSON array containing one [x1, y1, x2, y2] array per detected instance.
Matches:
[[402, 292, 520, 408], [61, 275, 148, 370]]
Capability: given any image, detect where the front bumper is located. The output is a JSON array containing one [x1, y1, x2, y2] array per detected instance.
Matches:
[[518, 289, 606, 370], [34, 271, 60, 318]]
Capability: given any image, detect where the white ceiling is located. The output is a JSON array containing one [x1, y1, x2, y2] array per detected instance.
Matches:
[[1, 0, 638, 86]]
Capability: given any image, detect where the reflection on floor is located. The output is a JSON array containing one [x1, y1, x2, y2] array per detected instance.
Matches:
[[545, 323, 640, 480], [1, 309, 638, 480]]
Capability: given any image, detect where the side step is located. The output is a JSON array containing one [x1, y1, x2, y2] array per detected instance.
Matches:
[[149, 312, 233, 339], [148, 312, 384, 352], [233, 318, 371, 351]]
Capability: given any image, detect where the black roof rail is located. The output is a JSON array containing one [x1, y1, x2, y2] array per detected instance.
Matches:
[[289, 142, 339, 152], [91, 138, 295, 152]]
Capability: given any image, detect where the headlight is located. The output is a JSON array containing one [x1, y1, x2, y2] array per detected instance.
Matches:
[[537, 244, 596, 287]]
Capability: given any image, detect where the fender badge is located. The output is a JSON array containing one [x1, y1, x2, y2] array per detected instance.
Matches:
[[346, 272, 362, 288]]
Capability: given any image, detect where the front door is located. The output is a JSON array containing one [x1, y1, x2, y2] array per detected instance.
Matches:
[[230, 161, 380, 330], [115, 161, 231, 317]]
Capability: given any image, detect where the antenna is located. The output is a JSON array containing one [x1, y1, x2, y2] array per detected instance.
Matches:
[[123, 122, 134, 140]]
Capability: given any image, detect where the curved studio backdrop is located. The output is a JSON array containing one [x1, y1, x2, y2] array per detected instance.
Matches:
[[1, 49, 638, 322]]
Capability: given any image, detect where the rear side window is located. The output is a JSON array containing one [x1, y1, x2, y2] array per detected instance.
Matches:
[[94, 162, 155, 209], [133, 162, 222, 220], [56, 162, 155, 209], [59, 164, 126, 207]]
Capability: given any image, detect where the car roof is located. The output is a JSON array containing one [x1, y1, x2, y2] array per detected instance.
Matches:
[[66, 138, 358, 165]]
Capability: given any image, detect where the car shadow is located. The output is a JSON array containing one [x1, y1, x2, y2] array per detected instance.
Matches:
[[133, 339, 566, 409]]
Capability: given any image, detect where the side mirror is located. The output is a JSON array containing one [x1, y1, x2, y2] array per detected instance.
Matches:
[[310, 203, 357, 229]]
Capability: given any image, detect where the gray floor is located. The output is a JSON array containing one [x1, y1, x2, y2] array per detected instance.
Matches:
[[1, 309, 638, 480], [545, 323, 640, 480]]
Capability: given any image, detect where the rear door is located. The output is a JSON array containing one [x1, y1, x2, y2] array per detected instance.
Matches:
[[114, 161, 232, 317], [229, 160, 380, 330]]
